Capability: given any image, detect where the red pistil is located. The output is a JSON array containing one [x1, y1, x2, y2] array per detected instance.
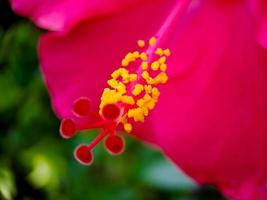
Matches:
[[102, 103, 121, 120], [72, 97, 91, 117], [74, 145, 93, 165], [60, 118, 76, 139], [59, 98, 125, 166], [105, 135, 125, 155]]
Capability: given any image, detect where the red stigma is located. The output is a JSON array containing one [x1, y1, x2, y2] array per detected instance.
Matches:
[[74, 145, 93, 166], [59, 97, 125, 165], [105, 135, 125, 155], [60, 118, 76, 139], [72, 97, 91, 116], [102, 104, 121, 120]]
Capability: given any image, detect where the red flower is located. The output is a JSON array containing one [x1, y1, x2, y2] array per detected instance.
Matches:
[[10, 0, 267, 199]]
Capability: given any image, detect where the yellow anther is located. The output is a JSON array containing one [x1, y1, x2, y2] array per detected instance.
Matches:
[[158, 56, 166, 64], [140, 52, 148, 61], [125, 52, 135, 62], [128, 108, 145, 122], [107, 79, 118, 89], [121, 59, 129, 67], [144, 85, 152, 94], [141, 107, 149, 116], [143, 94, 151, 101], [136, 93, 156, 115], [152, 87, 160, 99], [117, 85, 126, 94], [141, 71, 150, 80], [129, 74, 137, 81], [149, 37, 157, 46], [163, 49, 171, 56], [122, 73, 137, 84], [111, 68, 129, 79], [160, 63, 167, 71], [137, 40, 145, 47], [133, 51, 140, 58], [142, 71, 154, 84], [121, 95, 135, 105], [124, 123, 133, 133], [155, 48, 164, 56], [151, 61, 160, 71], [154, 72, 168, 84], [118, 68, 129, 74], [111, 71, 120, 79], [147, 99, 156, 110], [132, 84, 144, 96], [107, 79, 126, 94], [137, 98, 145, 107], [141, 62, 148, 70]]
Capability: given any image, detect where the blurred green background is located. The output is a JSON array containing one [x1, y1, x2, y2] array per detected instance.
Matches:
[[0, 0, 226, 199]]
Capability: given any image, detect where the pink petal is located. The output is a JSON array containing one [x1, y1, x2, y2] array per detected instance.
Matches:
[[248, 0, 267, 49], [10, 0, 144, 31], [149, 1, 267, 199], [258, 14, 267, 49]]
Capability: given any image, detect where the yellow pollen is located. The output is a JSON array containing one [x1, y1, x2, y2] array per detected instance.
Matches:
[[137, 40, 145, 47], [152, 87, 160, 99], [151, 61, 160, 71], [158, 56, 166, 64], [132, 84, 144, 96], [141, 107, 149, 116], [107, 79, 126, 94], [121, 95, 135, 105], [154, 72, 168, 84], [163, 49, 171, 56], [99, 37, 170, 133], [125, 53, 135, 62], [141, 71, 150, 80], [140, 52, 148, 61], [124, 123, 133, 133], [128, 108, 145, 122], [144, 85, 152, 94], [121, 59, 129, 67], [141, 62, 148, 70], [160, 63, 167, 71], [149, 37, 157, 46], [129, 74, 137, 81], [155, 48, 164, 56], [133, 51, 140, 58]]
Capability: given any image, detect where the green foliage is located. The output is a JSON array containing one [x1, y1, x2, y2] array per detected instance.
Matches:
[[0, 1, 226, 199]]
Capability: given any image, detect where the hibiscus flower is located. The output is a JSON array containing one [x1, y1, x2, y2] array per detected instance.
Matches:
[[10, 0, 267, 199]]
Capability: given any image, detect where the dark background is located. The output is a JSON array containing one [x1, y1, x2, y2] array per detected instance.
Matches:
[[0, 0, 226, 199]]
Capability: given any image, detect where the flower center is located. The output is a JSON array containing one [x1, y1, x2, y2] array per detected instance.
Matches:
[[59, 37, 170, 165]]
